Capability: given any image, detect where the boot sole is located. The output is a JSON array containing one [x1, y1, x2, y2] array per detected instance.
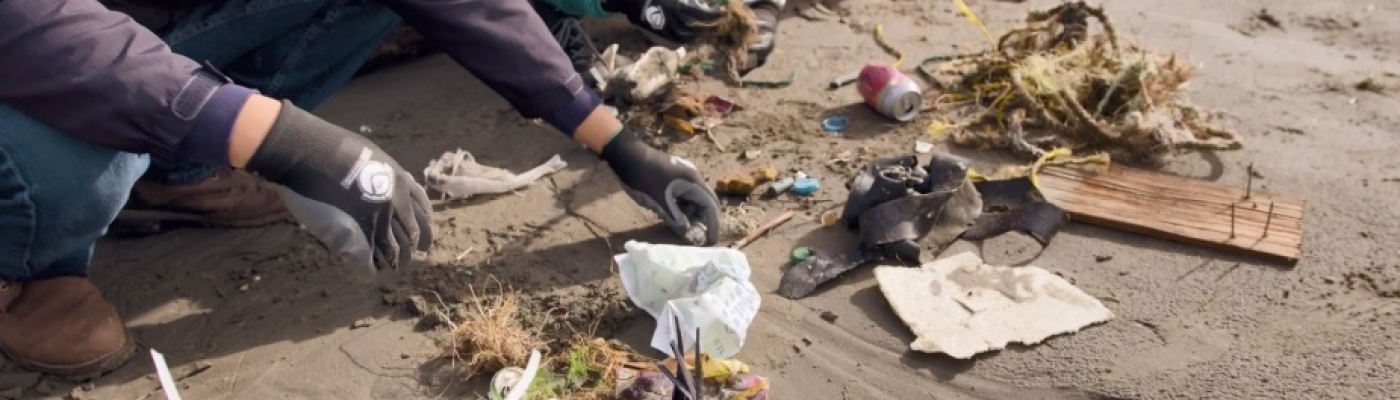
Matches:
[[2, 333, 138, 382]]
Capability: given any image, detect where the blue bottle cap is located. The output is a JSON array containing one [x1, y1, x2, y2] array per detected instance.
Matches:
[[792, 178, 820, 196], [821, 116, 848, 133]]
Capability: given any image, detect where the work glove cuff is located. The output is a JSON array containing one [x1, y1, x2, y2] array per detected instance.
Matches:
[[245, 100, 352, 185]]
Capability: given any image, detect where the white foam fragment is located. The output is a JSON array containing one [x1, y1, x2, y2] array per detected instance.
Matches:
[[874, 252, 1114, 359]]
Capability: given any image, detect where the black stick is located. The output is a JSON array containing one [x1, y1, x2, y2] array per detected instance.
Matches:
[[1263, 202, 1275, 238]]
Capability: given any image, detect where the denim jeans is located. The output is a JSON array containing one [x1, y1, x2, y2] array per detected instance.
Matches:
[[0, 0, 400, 281]]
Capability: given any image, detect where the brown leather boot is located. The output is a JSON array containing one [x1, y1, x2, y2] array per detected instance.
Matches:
[[0, 278, 137, 380], [112, 167, 292, 235]]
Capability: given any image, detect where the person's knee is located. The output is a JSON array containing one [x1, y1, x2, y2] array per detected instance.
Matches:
[[0, 106, 149, 280]]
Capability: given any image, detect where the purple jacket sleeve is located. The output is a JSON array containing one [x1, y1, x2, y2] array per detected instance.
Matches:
[[0, 0, 249, 161], [381, 0, 601, 135]]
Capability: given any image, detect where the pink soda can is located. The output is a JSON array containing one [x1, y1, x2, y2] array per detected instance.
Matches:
[[856, 61, 924, 122]]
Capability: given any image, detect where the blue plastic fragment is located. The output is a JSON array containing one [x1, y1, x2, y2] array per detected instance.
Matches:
[[792, 178, 820, 196], [821, 116, 848, 133]]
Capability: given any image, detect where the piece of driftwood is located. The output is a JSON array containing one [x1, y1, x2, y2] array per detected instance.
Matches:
[[1035, 165, 1305, 263], [728, 210, 795, 250]]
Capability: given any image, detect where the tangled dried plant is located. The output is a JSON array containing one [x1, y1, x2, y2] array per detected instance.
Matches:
[[436, 280, 546, 379], [692, 0, 760, 83], [928, 1, 1242, 162]]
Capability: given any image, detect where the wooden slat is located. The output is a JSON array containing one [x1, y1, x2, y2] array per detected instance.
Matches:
[[1036, 165, 1306, 264]]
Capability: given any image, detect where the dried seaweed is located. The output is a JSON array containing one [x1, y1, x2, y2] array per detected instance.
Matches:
[[927, 2, 1243, 162]]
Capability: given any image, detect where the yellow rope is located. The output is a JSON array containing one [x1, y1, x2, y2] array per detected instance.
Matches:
[[873, 24, 905, 68]]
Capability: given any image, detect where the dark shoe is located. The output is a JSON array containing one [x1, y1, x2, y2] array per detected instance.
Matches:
[[113, 168, 292, 235], [0, 278, 137, 380], [531, 0, 602, 89]]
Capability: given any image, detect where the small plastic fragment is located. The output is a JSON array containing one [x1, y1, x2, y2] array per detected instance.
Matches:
[[915, 140, 934, 154], [768, 177, 795, 195], [791, 247, 813, 264], [792, 178, 820, 196]]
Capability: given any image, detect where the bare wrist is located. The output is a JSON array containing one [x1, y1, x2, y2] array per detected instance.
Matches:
[[227, 94, 283, 168]]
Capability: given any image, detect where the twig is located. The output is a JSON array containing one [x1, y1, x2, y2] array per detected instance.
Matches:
[[727, 210, 796, 249], [454, 247, 475, 261], [704, 130, 727, 152]]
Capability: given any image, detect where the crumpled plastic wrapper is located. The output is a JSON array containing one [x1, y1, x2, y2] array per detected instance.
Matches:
[[421, 149, 567, 202]]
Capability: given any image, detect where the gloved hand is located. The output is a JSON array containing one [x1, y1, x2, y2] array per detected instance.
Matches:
[[604, 0, 725, 44], [246, 100, 434, 272], [600, 128, 722, 245]]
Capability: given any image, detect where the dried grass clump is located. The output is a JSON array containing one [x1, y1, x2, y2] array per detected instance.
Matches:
[[692, 0, 760, 82], [928, 1, 1242, 162], [438, 284, 546, 379]]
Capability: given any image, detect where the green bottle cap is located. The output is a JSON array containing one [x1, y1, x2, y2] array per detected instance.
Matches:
[[791, 247, 814, 264]]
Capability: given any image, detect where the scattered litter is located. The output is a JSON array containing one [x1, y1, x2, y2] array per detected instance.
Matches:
[[422, 149, 567, 203], [791, 178, 820, 196], [875, 252, 1113, 358], [927, 2, 1243, 161], [742, 148, 763, 160], [962, 176, 1069, 249], [715, 165, 780, 196], [1037, 164, 1305, 263], [615, 241, 761, 359], [614, 318, 769, 399], [914, 140, 934, 154], [500, 350, 543, 400], [821, 115, 848, 133], [489, 367, 525, 399], [704, 96, 740, 116], [794, 171, 809, 180], [739, 68, 800, 89], [350, 318, 373, 330], [829, 69, 861, 89], [819, 210, 840, 226], [857, 61, 924, 122], [767, 176, 795, 196], [780, 153, 983, 299]]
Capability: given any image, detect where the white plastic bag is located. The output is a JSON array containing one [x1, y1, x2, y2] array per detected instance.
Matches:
[[614, 241, 760, 359]]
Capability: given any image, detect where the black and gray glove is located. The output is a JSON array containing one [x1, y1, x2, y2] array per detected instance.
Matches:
[[605, 0, 781, 76], [246, 100, 434, 272], [600, 128, 722, 246], [604, 0, 725, 44]]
